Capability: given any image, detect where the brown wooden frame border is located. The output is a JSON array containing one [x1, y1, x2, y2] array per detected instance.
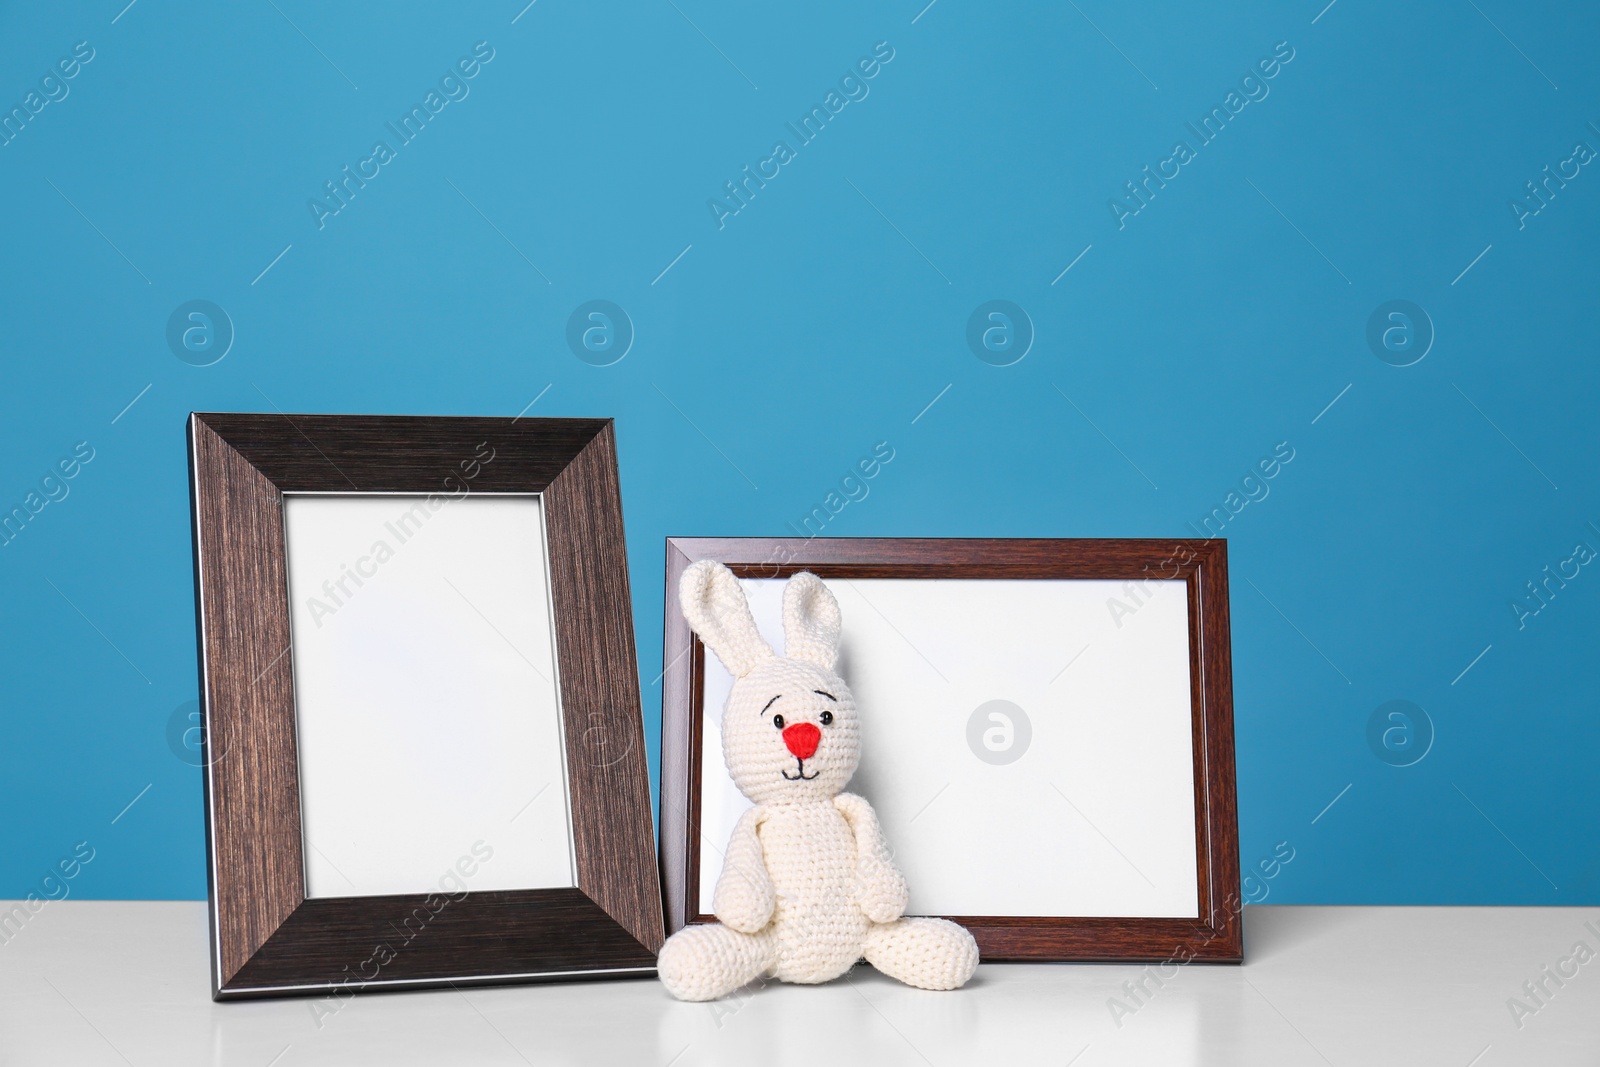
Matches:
[[188, 413, 663, 999], [659, 537, 1241, 963]]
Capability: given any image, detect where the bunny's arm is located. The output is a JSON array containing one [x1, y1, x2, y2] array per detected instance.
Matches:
[[712, 805, 776, 934], [834, 793, 910, 923]]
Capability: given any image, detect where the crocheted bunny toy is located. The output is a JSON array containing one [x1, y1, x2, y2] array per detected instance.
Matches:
[[657, 560, 979, 1002]]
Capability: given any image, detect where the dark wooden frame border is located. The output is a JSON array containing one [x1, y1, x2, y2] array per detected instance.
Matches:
[[188, 413, 663, 1000], [659, 537, 1241, 963]]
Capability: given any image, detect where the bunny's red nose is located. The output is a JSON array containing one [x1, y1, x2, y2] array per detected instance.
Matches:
[[782, 722, 821, 761]]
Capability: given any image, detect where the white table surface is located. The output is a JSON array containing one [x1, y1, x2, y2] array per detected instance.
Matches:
[[1, 902, 1595, 1065]]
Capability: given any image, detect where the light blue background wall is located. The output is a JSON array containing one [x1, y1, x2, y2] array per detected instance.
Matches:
[[1, 0, 1595, 905]]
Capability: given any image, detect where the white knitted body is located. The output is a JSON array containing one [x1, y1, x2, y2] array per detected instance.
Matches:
[[762, 799, 870, 983], [657, 561, 980, 1002]]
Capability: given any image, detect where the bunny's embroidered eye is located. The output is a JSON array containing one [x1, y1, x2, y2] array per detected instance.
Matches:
[[819, 710, 833, 726], [772, 714, 785, 730]]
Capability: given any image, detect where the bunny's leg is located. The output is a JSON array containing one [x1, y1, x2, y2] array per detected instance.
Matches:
[[657, 922, 776, 1002], [863, 918, 979, 991]]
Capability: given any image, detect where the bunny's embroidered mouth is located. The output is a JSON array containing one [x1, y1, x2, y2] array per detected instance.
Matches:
[[782, 759, 820, 781]]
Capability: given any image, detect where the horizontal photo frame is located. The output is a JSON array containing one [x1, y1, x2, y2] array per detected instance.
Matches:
[[660, 537, 1241, 962], [188, 413, 662, 998]]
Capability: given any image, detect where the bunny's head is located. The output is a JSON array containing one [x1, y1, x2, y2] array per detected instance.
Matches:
[[681, 560, 858, 805]]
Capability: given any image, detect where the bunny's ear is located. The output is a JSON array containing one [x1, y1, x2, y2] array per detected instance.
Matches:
[[782, 571, 841, 670], [679, 560, 774, 678]]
